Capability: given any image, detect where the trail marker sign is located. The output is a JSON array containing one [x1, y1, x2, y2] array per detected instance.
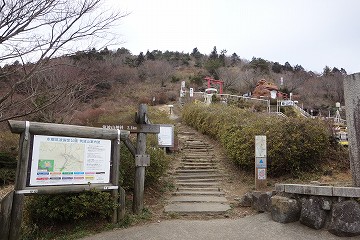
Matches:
[[255, 135, 267, 189]]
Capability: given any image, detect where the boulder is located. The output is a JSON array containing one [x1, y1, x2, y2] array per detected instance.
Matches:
[[238, 192, 253, 207], [299, 196, 327, 229], [328, 200, 360, 237], [252, 191, 272, 212], [271, 195, 300, 223]]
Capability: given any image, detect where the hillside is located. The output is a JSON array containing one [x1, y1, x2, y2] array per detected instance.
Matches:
[[0, 47, 347, 128]]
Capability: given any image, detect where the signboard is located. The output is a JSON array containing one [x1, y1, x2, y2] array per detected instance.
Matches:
[[255, 157, 267, 168], [280, 100, 294, 106], [100, 124, 160, 134], [255, 135, 266, 157], [257, 168, 266, 180], [158, 125, 174, 147], [29, 135, 111, 186], [189, 88, 194, 97]]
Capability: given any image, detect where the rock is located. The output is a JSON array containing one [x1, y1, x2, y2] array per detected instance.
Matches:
[[271, 195, 300, 223], [299, 196, 327, 229], [328, 200, 360, 237], [238, 192, 253, 207], [321, 198, 332, 211], [252, 191, 272, 212]]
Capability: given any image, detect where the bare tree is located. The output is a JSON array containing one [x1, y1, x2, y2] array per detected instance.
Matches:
[[216, 67, 242, 92], [141, 60, 174, 86], [0, 0, 127, 122]]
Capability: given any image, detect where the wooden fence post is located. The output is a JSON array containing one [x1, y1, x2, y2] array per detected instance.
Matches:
[[9, 123, 31, 240], [133, 104, 147, 214]]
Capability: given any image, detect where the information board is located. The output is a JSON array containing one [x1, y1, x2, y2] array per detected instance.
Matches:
[[29, 135, 111, 186], [157, 125, 174, 147]]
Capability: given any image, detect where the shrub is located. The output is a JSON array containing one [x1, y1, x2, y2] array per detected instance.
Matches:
[[182, 103, 338, 177], [25, 190, 116, 225]]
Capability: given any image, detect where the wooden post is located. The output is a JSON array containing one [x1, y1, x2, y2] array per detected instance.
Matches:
[[9, 123, 31, 240], [344, 73, 360, 186], [255, 135, 267, 190], [110, 135, 121, 223], [133, 104, 147, 214], [0, 191, 14, 240], [118, 187, 126, 220]]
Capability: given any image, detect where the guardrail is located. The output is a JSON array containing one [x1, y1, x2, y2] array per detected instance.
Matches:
[[293, 104, 312, 118], [218, 94, 270, 113]]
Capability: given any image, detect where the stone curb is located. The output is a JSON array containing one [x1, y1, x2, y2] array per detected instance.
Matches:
[[275, 184, 360, 197]]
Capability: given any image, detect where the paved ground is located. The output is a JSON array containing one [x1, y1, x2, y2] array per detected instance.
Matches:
[[80, 213, 355, 240]]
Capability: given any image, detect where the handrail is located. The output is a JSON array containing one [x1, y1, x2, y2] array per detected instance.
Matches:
[[292, 104, 311, 118]]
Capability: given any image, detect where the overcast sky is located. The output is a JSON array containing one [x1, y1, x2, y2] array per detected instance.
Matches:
[[108, 0, 360, 74]]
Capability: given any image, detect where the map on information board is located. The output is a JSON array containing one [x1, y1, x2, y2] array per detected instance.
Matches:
[[29, 135, 111, 186]]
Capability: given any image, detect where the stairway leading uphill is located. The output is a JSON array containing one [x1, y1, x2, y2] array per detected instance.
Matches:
[[164, 127, 231, 215]]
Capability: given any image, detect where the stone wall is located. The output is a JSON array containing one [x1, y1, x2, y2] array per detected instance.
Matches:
[[239, 184, 360, 237]]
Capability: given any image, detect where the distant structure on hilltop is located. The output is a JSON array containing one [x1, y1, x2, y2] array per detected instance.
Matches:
[[252, 79, 288, 99]]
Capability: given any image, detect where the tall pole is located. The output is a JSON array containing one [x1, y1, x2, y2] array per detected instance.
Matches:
[[133, 104, 147, 213], [344, 73, 360, 186]]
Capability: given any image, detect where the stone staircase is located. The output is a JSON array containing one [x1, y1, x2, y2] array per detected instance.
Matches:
[[164, 129, 231, 215]]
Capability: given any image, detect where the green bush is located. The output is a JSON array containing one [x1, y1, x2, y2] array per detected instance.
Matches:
[[182, 103, 336, 177], [25, 190, 116, 225]]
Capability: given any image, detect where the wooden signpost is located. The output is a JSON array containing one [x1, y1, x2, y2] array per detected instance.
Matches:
[[6, 120, 130, 240], [255, 135, 267, 190], [99, 104, 161, 214]]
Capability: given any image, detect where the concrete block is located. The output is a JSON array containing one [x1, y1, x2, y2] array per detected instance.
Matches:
[[333, 187, 360, 198], [275, 183, 285, 192], [284, 184, 333, 196]]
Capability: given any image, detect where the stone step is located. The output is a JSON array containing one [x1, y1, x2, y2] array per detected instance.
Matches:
[[181, 158, 216, 162], [168, 196, 228, 203], [176, 182, 220, 188], [164, 202, 231, 214], [172, 191, 225, 196], [181, 132, 196, 135], [180, 165, 216, 169], [177, 187, 221, 191], [175, 174, 223, 180], [181, 162, 217, 166], [176, 169, 218, 174]]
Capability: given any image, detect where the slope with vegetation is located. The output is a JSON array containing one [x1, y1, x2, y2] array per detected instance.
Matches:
[[0, 13, 351, 240]]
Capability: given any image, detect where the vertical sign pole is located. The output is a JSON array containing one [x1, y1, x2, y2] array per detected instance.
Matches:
[[9, 122, 31, 240], [255, 135, 267, 190], [133, 104, 147, 214], [111, 132, 121, 223], [344, 73, 360, 186]]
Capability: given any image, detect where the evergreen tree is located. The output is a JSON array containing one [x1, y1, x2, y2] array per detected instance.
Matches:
[[294, 64, 304, 72], [219, 49, 227, 66], [209, 46, 218, 60], [145, 50, 155, 60], [272, 62, 283, 73], [323, 65, 331, 76], [230, 53, 240, 66], [283, 62, 293, 72], [135, 52, 145, 66]]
